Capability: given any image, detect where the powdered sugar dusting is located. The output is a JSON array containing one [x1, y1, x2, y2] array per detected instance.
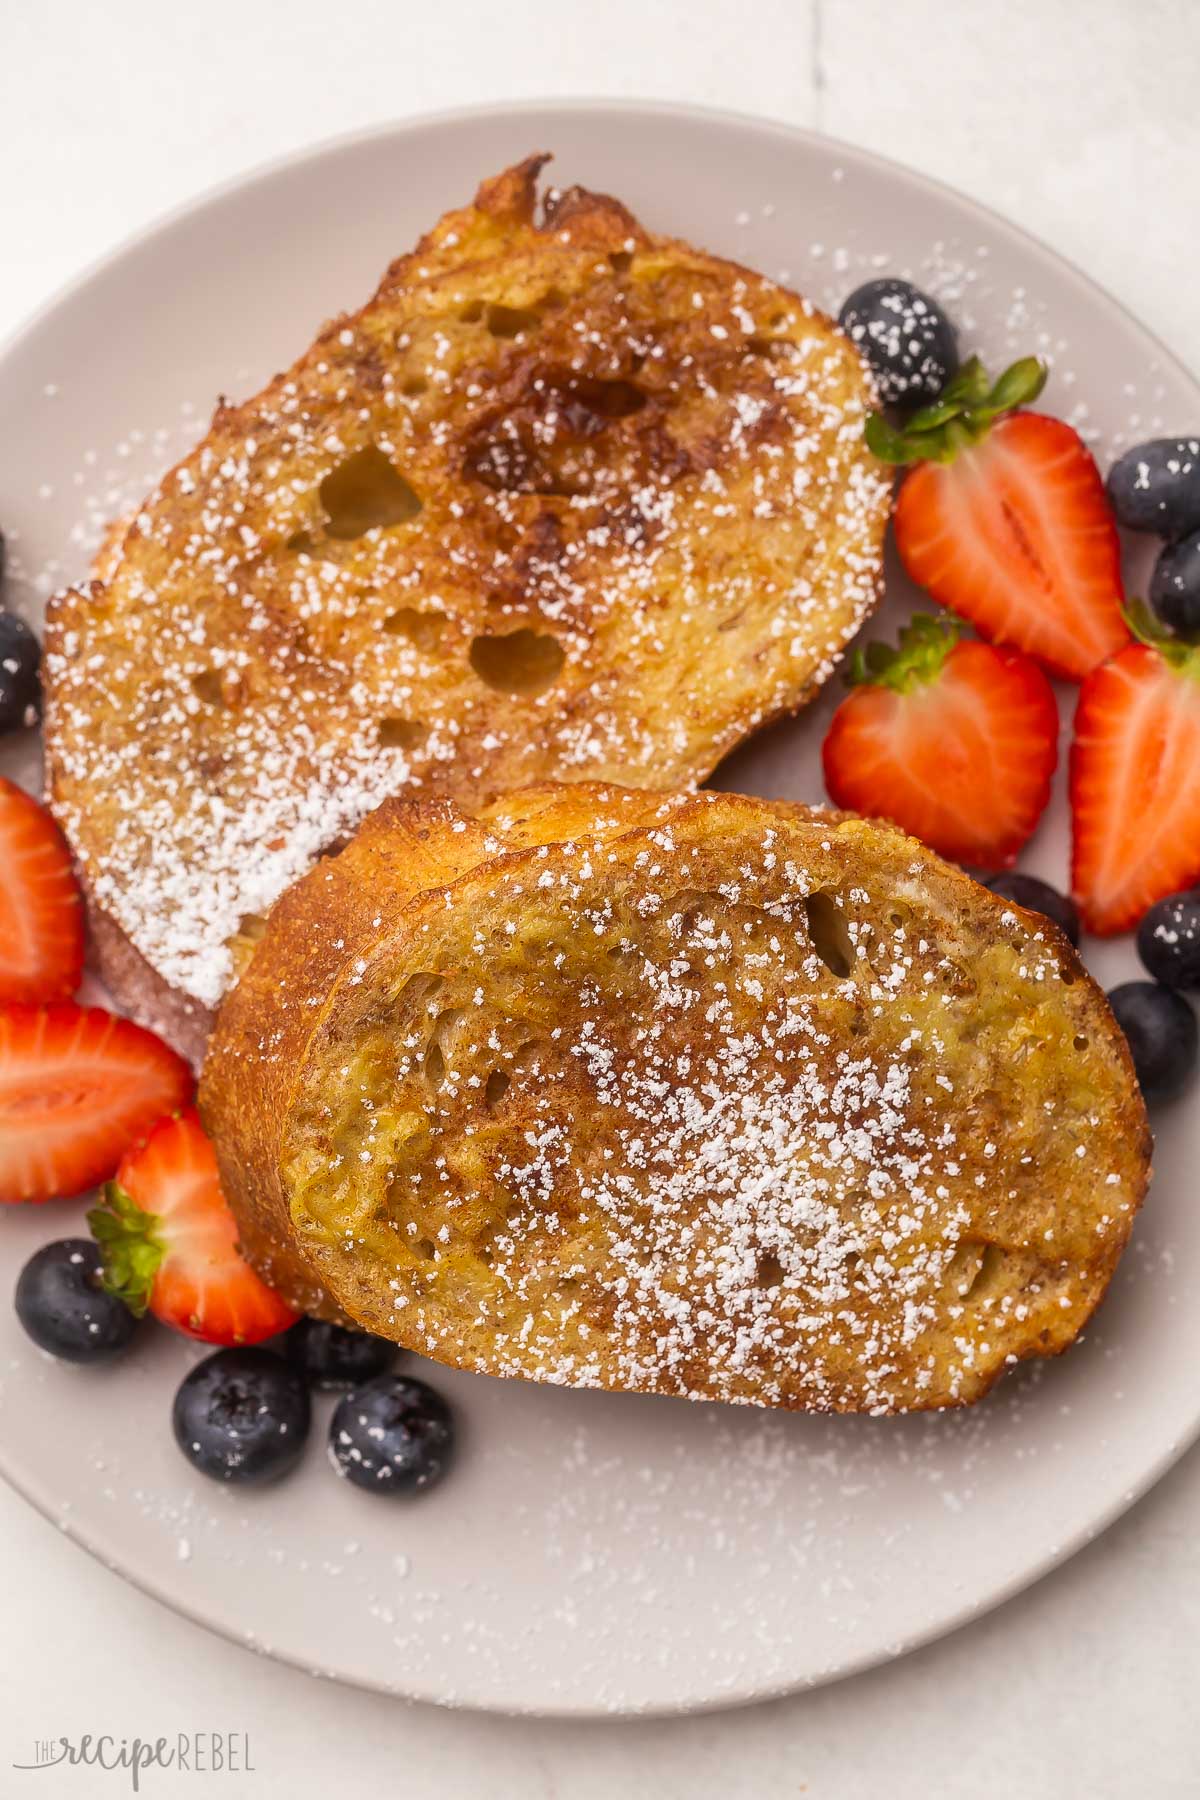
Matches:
[[41, 167, 890, 1015]]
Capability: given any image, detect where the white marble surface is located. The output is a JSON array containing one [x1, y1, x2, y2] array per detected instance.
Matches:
[[2, 1, 1199, 1792]]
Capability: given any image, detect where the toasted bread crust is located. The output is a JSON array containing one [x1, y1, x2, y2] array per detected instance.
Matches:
[[43, 158, 889, 1040], [200, 784, 1150, 1413]]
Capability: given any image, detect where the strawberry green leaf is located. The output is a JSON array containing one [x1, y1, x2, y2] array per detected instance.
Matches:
[[864, 354, 1049, 467], [87, 1184, 165, 1318], [846, 612, 963, 692], [865, 412, 918, 464], [907, 357, 990, 432], [984, 356, 1048, 416]]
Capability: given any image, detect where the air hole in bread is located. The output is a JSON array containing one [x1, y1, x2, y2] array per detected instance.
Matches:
[[384, 606, 447, 651], [485, 1069, 510, 1108], [947, 1240, 985, 1298], [804, 890, 854, 978], [1060, 968, 1076, 986], [377, 717, 426, 752], [564, 377, 646, 425], [755, 1250, 784, 1290], [458, 299, 485, 322], [401, 375, 428, 397], [190, 669, 230, 708], [1074, 1033, 1089, 1052], [237, 913, 268, 943], [415, 1236, 436, 1260], [285, 529, 313, 552], [422, 1008, 466, 1093], [745, 335, 792, 360], [486, 302, 540, 338], [319, 445, 422, 538], [423, 1041, 445, 1090], [663, 891, 724, 941], [398, 971, 444, 1015], [609, 250, 633, 273], [966, 1243, 1007, 1300], [469, 629, 564, 696]]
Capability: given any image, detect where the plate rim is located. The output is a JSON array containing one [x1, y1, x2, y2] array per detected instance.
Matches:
[[2, 95, 1198, 1718]]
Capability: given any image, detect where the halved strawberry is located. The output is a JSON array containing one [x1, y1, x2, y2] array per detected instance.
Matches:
[[822, 613, 1059, 866], [0, 1002, 193, 1202], [89, 1109, 298, 1345], [1070, 605, 1200, 934], [870, 358, 1129, 681], [0, 777, 84, 1002]]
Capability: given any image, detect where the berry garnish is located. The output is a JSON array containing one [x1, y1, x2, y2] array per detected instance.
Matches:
[[329, 1373, 454, 1497], [89, 1109, 298, 1345], [1149, 529, 1200, 640], [0, 1003, 191, 1203], [1137, 888, 1200, 990], [983, 872, 1080, 947], [870, 357, 1129, 680], [821, 614, 1058, 867], [1106, 980, 1198, 1105], [15, 1238, 139, 1363], [838, 278, 959, 409], [0, 777, 84, 1003], [1070, 603, 1200, 935], [285, 1317, 395, 1390], [173, 1347, 310, 1484], [1107, 437, 1200, 540], [0, 613, 42, 735]]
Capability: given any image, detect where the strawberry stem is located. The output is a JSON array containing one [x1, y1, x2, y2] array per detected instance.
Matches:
[[1123, 598, 1200, 678], [87, 1185, 165, 1317]]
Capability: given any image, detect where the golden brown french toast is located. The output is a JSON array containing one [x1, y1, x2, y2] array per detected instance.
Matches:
[[200, 784, 1150, 1413], [42, 158, 890, 1064]]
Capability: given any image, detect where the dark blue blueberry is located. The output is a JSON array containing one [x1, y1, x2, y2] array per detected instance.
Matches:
[[329, 1373, 454, 1496], [15, 1238, 139, 1363], [1137, 889, 1200, 990], [1149, 529, 1200, 640], [173, 1347, 310, 1484], [983, 872, 1081, 948], [838, 278, 959, 409], [1107, 438, 1200, 540], [285, 1316, 395, 1390], [0, 611, 41, 734], [1107, 980, 1198, 1105]]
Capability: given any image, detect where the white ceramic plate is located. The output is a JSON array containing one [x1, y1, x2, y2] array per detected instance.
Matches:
[[0, 101, 1196, 1718]]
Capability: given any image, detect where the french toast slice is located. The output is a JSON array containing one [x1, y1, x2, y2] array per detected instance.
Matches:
[[200, 784, 1150, 1413], [42, 158, 890, 1063]]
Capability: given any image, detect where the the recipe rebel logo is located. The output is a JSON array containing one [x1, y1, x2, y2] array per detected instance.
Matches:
[[12, 1733, 255, 1790]]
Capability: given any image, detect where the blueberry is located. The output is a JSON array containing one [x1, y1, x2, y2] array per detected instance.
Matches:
[[329, 1373, 454, 1496], [173, 1347, 310, 1484], [1137, 889, 1200, 990], [1107, 438, 1200, 540], [0, 612, 41, 734], [983, 872, 1080, 948], [1149, 529, 1200, 640], [285, 1316, 395, 1390], [838, 278, 959, 409], [15, 1238, 139, 1363], [1107, 980, 1198, 1104]]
